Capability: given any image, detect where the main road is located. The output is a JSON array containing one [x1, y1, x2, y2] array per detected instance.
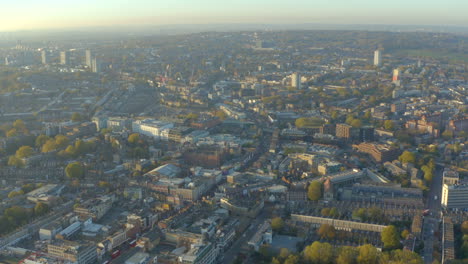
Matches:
[[422, 165, 444, 264]]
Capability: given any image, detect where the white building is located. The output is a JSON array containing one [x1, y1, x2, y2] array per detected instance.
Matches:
[[441, 184, 468, 209], [132, 119, 174, 140], [374, 50, 382, 66], [291, 72, 301, 89]]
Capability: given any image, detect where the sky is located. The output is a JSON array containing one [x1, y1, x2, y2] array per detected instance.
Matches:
[[1, 0, 467, 31]]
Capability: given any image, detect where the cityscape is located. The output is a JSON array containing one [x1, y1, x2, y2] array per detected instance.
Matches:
[[0, 2, 467, 264]]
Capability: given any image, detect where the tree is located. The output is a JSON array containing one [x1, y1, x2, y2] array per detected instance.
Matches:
[[384, 120, 395, 130], [461, 221, 468, 234], [42, 139, 58, 153], [279, 248, 290, 260], [13, 119, 26, 131], [357, 244, 379, 264], [318, 224, 336, 240], [329, 207, 339, 218], [71, 112, 82, 122], [8, 156, 24, 167], [441, 130, 453, 140], [381, 225, 401, 250], [295, 117, 325, 128], [65, 162, 84, 179], [15, 146, 33, 159], [352, 208, 367, 221], [55, 135, 69, 148], [308, 181, 322, 201], [399, 151, 416, 164], [35, 135, 50, 147], [34, 202, 49, 216], [271, 217, 284, 232], [337, 246, 358, 264], [321, 208, 331, 217], [283, 255, 299, 264], [303, 241, 334, 264], [390, 249, 423, 263], [128, 133, 140, 145], [401, 229, 410, 239], [350, 119, 363, 128], [8, 190, 24, 198]]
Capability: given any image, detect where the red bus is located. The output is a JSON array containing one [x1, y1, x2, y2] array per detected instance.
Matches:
[[129, 239, 137, 248], [111, 250, 121, 259]]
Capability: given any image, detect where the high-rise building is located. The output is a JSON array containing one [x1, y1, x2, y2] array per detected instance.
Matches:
[[41, 50, 48, 64], [441, 184, 468, 209], [373, 50, 382, 66], [291, 72, 301, 89], [60, 51, 69, 65], [392, 69, 400, 82], [91, 57, 100, 73], [336, 123, 353, 139], [85, 50, 92, 67]]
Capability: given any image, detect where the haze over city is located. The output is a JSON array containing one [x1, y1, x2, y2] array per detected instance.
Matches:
[[1, 0, 468, 32]]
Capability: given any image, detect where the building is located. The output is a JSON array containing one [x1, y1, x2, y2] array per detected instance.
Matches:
[[359, 126, 375, 142], [124, 252, 150, 264], [60, 51, 69, 65], [443, 169, 459, 185], [353, 142, 400, 163], [248, 221, 272, 251], [178, 242, 218, 264], [447, 118, 468, 134], [85, 50, 92, 67], [74, 196, 114, 221], [442, 217, 455, 263], [41, 50, 48, 64], [132, 119, 174, 140], [441, 184, 468, 209], [291, 72, 301, 89], [335, 123, 353, 140], [373, 49, 381, 66], [392, 69, 400, 83], [91, 57, 100, 73], [47, 240, 97, 264]]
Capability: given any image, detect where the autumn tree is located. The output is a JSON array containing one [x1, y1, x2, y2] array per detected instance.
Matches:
[[381, 225, 401, 250], [271, 217, 284, 232], [65, 162, 84, 179], [357, 244, 379, 264], [308, 181, 322, 201], [16, 146, 33, 158], [318, 224, 336, 240], [399, 151, 416, 164], [303, 241, 334, 264]]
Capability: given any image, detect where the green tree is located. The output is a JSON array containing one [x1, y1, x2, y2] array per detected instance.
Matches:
[[295, 117, 325, 128], [350, 119, 363, 128], [389, 249, 423, 264], [71, 112, 82, 122], [15, 146, 33, 158], [441, 130, 453, 140], [381, 225, 401, 250], [303, 241, 334, 264], [401, 229, 410, 239], [321, 208, 331, 217], [308, 181, 322, 201], [337, 246, 358, 264], [329, 207, 339, 218], [384, 120, 395, 130], [399, 151, 416, 164], [35, 135, 50, 147], [8, 190, 24, 198], [461, 221, 468, 234], [271, 217, 284, 232], [65, 162, 84, 179], [357, 244, 379, 264], [34, 202, 49, 216]]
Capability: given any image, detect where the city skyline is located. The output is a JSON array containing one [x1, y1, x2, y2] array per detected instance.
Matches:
[[1, 0, 468, 32]]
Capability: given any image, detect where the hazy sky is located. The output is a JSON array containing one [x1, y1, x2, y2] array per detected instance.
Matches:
[[1, 0, 467, 31]]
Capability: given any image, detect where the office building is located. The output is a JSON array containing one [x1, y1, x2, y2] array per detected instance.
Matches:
[[441, 184, 468, 209], [60, 51, 69, 65], [359, 126, 375, 142], [41, 50, 48, 64], [91, 57, 100, 73], [47, 240, 97, 264], [443, 169, 460, 185], [85, 50, 92, 67], [291, 72, 301, 89], [392, 68, 400, 86], [373, 49, 381, 66], [335, 123, 353, 139], [353, 142, 400, 163]]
